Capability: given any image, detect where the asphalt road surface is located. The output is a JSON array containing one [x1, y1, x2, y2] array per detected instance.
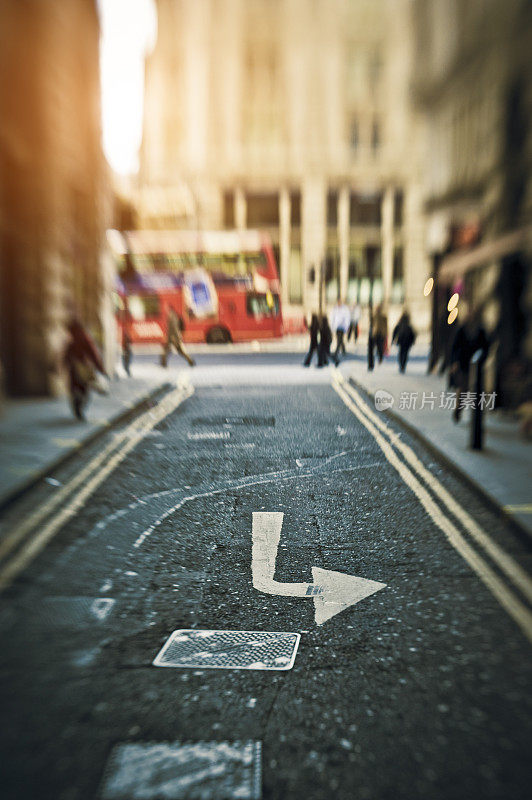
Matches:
[[0, 353, 531, 800]]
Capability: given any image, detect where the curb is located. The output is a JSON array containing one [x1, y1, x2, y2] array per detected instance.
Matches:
[[347, 375, 532, 545], [0, 381, 172, 513]]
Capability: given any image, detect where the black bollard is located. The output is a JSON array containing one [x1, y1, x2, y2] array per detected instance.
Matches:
[[470, 349, 484, 450], [368, 332, 374, 371]]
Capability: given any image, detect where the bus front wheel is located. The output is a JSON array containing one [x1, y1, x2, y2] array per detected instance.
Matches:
[[206, 326, 231, 344]]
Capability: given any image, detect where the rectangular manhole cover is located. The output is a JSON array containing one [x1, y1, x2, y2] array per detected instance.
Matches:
[[100, 740, 261, 800], [153, 629, 300, 670]]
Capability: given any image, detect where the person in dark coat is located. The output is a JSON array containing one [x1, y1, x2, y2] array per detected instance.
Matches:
[[372, 304, 388, 364], [449, 313, 489, 421], [303, 313, 320, 366], [392, 310, 416, 373], [161, 307, 195, 367], [317, 315, 332, 367], [122, 308, 132, 377], [63, 317, 106, 420]]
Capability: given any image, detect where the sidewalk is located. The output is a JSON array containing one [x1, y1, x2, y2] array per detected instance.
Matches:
[[134, 333, 311, 356], [0, 364, 171, 509], [340, 350, 532, 538]]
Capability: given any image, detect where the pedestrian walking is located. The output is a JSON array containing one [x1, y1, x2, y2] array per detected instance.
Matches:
[[330, 298, 351, 366], [122, 330, 132, 377], [122, 309, 132, 377], [392, 310, 416, 373], [449, 311, 489, 422], [161, 307, 195, 368], [317, 315, 332, 367], [348, 302, 361, 343], [372, 304, 388, 364], [63, 316, 107, 421], [303, 313, 320, 366]]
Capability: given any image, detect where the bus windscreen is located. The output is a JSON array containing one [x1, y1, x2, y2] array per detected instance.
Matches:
[[117, 251, 269, 282]]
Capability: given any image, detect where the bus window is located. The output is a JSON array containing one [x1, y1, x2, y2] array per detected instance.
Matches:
[[246, 292, 280, 317], [244, 251, 268, 275], [128, 294, 160, 320]]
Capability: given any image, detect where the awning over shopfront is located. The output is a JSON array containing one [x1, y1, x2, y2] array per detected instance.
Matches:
[[438, 226, 531, 283]]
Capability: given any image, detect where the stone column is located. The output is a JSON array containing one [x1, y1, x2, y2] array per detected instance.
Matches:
[[302, 179, 326, 313], [338, 185, 349, 301], [183, 1, 210, 172], [279, 188, 290, 306], [404, 182, 430, 330], [381, 186, 394, 306]]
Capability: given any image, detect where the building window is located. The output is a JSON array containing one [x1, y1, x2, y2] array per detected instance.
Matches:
[[349, 117, 359, 151], [325, 247, 340, 303], [327, 190, 338, 227], [393, 248, 403, 281], [290, 191, 301, 226], [349, 192, 382, 226], [366, 246, 381, 279], [392, 247, 404, 303], [368, 50, 383, 91], [223, 191, 235, 228], [364, 245, 382, 304], [394, 190, 403, 227], [246, 192, 279, 227], [371, 118, 380, 152], [347, 246, 363, 303]]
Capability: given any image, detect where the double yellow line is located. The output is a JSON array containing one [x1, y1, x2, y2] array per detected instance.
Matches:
[[332, 371, 532, 644], [0, 380, 194, 593]]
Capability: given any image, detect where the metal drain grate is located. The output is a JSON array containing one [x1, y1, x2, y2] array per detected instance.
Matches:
[[153, 629, 300, 670], [100, 740, 261, 800]]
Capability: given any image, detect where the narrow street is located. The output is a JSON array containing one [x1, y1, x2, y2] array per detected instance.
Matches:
[[0, 354, 531, 800]]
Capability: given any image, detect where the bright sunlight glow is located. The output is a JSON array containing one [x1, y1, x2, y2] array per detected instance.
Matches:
[[98, 0, 157, 175]]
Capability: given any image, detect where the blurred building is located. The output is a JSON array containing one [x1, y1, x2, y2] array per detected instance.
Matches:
[[0, 0, 112, 397], [137, 0, 429, 329], [412, 0, 532, 407]]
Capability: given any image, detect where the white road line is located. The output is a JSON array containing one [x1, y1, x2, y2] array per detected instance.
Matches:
[[332, 377, 532, 644], [131, 461, 382, 551], [0, 385, 193, 593], [335, 372, 532, 605], [0, 387, 179, 563]]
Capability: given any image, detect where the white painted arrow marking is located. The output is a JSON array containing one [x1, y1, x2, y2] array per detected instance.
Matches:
[[252, 512, 386, 625]]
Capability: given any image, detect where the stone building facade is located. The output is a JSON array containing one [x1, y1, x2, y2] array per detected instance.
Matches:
[[412, 0, 532, 406], [137, 0, 430, 330], [0, 0, 111, 396]]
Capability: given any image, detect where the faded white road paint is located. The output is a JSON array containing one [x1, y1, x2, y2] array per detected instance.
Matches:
[[0, 382, 193, 592], [252, 512, 386, 626], [187, 431, 230, 440]]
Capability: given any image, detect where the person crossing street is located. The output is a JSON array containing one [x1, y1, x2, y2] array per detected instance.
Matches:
[[303, 313, 320, 367], [330, 298, 351, 366], [161, 307, 195, 368]]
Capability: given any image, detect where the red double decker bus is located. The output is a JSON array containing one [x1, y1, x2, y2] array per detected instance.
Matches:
[[109, 229, 283, 344]]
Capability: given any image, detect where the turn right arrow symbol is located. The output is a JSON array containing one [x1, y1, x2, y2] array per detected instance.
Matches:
[[252, 512, 386, 625]]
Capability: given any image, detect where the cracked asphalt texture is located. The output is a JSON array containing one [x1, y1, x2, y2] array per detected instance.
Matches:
[[0, 353, 531, 800]]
